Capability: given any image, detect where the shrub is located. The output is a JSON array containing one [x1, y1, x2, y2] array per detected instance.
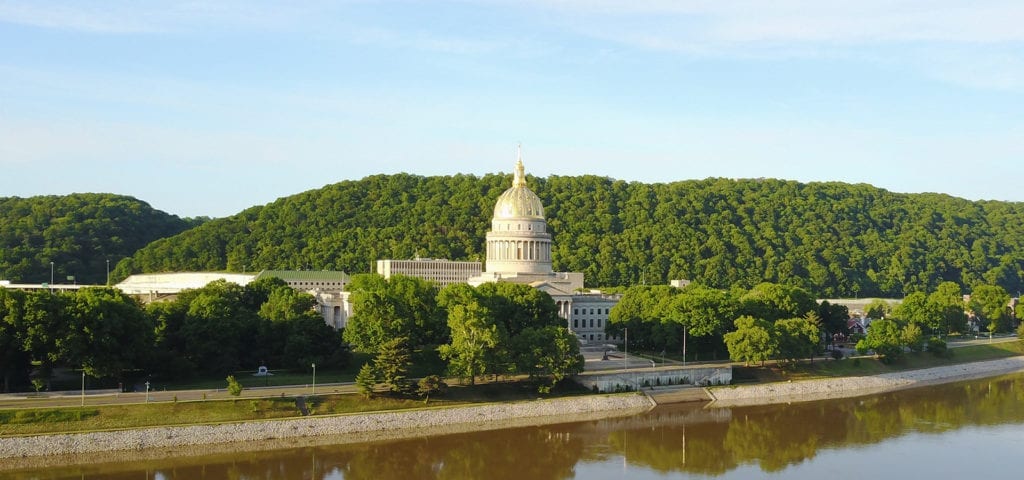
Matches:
[[830, 349, 844, 360], [226, 375, 243, 397], [926, 336, 949, 357], [417, 375, 448, 403]]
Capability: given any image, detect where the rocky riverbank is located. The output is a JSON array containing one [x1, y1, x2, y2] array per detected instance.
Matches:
[[707, 356, 1024, 407], [0, 394, 654, 461]]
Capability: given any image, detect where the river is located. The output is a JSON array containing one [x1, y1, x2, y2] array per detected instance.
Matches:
[[4, 372, 1024, 479]]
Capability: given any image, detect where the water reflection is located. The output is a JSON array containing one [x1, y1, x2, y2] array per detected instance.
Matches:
[[7, 373, 1024, 479]]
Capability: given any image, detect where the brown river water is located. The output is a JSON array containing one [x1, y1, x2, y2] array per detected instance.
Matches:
[[4, 372, 1024, 479]]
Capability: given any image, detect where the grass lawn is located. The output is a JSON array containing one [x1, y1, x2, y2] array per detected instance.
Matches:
[[0, 379, 587, 437], [735, 340, 1024, 383], [150, 349, 448, 391]]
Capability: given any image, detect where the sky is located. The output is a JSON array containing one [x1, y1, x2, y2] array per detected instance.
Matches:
[[1, 0, 1022, 218]]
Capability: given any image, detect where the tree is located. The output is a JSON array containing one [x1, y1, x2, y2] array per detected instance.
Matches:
[[738, 283, 816, 322], [864, 299, 892, 320], [22, 290, 69, 386], [928, 282, 966, 335], [666, 284, 738, 337], [343, 274, 446, 352], [902, 323, 924, 353], [226, 375, 243, 396], [817, 300, 850, 338], [856, 319, 904, 363], [258, 286, 317, 323], [892, 292, 937, 332], [724, 316, 777, 367], [355, 363, 377, 398], [0, 288, 30, 392], [969, 285, 1011, 333], [417, 375, 447, 403], [439, 301, 503, 385], [62, 288, 153, 379], [478, 282, 563, 336], [607, 285, 679, 352], [177, 280, 257, 374], [374, 336, 412, 394], [774, 317, 820, 366], [510, 326, 585, 392]]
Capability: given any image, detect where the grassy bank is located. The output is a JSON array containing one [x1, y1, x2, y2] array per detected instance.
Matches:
[[736, 340, 1024, 383], [0, 381, 585, 437]]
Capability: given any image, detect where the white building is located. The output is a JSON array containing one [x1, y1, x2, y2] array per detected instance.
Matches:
[[115, 270, 353, 329], [376, 258, 482, 288]]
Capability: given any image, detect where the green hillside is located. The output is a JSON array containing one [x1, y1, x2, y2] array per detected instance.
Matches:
[[113, 174, 1024, 298], [0, 194, 202, 284]]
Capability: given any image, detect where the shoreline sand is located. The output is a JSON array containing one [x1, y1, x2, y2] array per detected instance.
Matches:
[[706, 356, 1024, 407], [0, 394, 654, 463]]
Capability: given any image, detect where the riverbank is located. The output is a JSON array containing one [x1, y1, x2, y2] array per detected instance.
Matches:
[[707, 356, 1024, 407], [0, 393, 654, 462]]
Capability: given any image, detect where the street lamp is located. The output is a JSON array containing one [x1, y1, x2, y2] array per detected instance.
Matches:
[[145, 381, 150, 403], [623, 328, 628, 372], [50, 261, 54, 287], [311, 363, 316, 395], [81, 370, 85, 407], [106, 259, 110, 286]]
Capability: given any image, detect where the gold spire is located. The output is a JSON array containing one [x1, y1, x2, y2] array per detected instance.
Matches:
[[513, 144, 526, 187]]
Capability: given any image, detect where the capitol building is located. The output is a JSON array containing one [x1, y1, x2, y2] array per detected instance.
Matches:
[[380, 150, 619, 344], [466, 151, 619, 344]]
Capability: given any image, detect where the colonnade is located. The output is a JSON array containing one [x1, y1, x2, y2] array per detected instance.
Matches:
[[487, 239, 551, 262]]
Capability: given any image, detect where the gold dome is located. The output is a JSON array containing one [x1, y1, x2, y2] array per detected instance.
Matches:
[[493, 157, 545, 219]]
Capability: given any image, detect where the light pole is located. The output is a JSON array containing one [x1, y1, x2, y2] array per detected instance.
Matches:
[[106, 259, 110, 286], [311, 363, 316, 395], [623, 328, 628, 372], [50, 261, 54, 287], [145, 381, 150, 403], [683, 325, 688, 366], [81, 370, 85, 407]]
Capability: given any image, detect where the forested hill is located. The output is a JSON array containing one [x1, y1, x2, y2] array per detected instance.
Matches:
[[0, 194, 203, 284], [116, 174, 1024, 298]]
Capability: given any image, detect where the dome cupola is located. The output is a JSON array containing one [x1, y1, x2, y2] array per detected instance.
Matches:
[[493, 154, 544, 219]]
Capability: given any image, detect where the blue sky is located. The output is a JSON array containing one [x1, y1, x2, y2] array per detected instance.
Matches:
[[1, 0, 1022, 218]]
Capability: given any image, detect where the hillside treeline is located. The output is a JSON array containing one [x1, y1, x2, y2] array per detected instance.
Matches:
[[116, 174, 1024, 297], [0, 194, 203, 284]]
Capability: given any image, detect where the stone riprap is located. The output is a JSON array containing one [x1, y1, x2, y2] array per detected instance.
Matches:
[[0, 394, 654, 459], [708, 356, 1024, 407]]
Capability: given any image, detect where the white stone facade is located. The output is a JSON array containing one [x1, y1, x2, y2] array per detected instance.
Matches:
[[376, 258, 483, 288]]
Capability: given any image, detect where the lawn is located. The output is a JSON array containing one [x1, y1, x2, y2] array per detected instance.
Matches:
[[735, 340, 1024, 383]]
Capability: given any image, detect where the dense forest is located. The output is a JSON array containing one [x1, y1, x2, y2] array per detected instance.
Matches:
[[0, 194, 204, 285], [114, 174, 1024, 298]]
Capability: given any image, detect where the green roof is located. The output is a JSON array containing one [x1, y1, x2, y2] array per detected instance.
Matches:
[[255, 270, 350, 282]]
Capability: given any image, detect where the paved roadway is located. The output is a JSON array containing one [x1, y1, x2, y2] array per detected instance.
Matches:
[[0, 382, 360, 410]]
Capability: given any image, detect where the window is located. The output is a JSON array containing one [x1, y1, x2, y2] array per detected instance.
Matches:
[[574, 308, 578, 315], [597, 334, 603, 341], [597, 319, 602, 328], [573, 319, 578, 328], [590, 309, 594, 315], [590, 334, 594, 341], [590, 319, 594, 328]]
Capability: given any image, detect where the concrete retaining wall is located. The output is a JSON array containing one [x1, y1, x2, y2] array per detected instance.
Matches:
[[576, 366, 732, 393]]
